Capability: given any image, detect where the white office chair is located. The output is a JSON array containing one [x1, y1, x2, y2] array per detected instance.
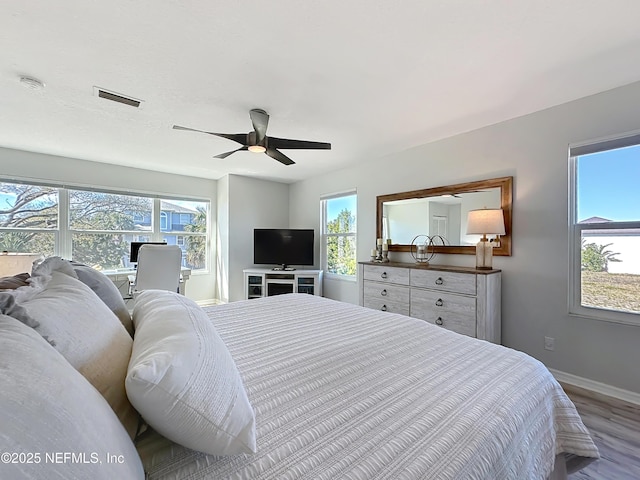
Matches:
[[129, 244, 182, 296]]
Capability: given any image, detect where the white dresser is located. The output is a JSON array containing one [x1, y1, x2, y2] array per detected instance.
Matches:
[[359, 262, 501, 343]]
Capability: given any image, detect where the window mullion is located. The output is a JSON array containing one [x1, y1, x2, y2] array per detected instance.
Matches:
[[58, 188, 72, 259], [153, 198, 161, 241]]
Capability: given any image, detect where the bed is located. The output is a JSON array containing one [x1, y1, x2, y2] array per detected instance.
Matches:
[[0, 258, 598, 480], [136, 293, 599, 480]]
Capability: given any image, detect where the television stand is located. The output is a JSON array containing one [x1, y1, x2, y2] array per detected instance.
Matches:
[[243, 268, 323, 299]]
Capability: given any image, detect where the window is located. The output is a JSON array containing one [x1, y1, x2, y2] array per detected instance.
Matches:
[[70, 190, 153, 270], [0, 180, 210, 272], [321, 192, 357, 278], [0, 182, 58, 256], [569, 135, 640, 324], [160, 212, 168, 231], [160, 199, 208, 271]]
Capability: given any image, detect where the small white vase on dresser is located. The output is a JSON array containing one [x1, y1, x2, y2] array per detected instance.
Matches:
[[358, 262, 501, 344]]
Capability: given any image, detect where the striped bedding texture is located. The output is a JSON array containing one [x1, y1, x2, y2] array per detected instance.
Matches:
[[137, 293, 599, 480]]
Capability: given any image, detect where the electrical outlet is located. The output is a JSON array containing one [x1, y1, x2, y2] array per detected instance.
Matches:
[[544, 336, 555, 351]]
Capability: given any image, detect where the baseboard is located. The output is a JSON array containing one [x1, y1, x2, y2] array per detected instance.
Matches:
[[549, 368, 640, 406], [196, 299, 224, 307]]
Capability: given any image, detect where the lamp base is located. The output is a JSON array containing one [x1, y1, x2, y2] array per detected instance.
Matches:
[[475, 240, 493, 270]]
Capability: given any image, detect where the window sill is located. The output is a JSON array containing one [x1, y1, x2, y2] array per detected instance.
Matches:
[[324, 273, 357, 283], [568, 306, 640, 327]]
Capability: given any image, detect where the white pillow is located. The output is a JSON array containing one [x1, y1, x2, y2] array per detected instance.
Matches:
[[0, 314, 144, 480], [10, 258, 139, 439], [127, 290, 256, 455]]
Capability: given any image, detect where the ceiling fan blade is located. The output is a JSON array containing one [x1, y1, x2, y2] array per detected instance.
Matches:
[[212, 132, 250, 145], [214, 146, 248, 159], [250, 109, 269, 144], [266, 148, 295, 166], [172, 125, 214, 134], [267, 136, 331, 150], [173, 125, 248, 145]]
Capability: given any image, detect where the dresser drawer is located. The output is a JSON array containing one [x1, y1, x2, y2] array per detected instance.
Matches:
[[417, 312, 477, 337], [364, 297, 410, 315], [410, 269, 476, 295], [410, 289, 476, 319], [363, 264, 410, 285], [364, 282, 409, 303], [410, 290, 477, 337], [364, 282, 410, 315]]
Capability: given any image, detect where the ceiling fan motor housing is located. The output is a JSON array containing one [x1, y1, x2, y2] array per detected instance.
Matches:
[[247, 131, 266, 148]]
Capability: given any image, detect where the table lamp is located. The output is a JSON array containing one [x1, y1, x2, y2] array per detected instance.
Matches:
[[466, 209, 505, 270]]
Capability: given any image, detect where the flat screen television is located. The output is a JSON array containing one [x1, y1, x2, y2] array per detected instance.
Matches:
[[254, 229, 314, 270], [129, 241, 167, 263]]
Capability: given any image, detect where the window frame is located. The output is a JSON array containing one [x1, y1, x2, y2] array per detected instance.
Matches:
[[321, 190, 357, 281], [568, 133, 640, 326]]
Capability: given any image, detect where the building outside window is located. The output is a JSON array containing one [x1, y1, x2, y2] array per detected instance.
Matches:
[[569, 134, 640, 325], [159, 199, 208, 271], [0, 180, 210, 272], [179, 213, 191, 226], [321, 192, 357, 278], [160, 211, 168, 231]]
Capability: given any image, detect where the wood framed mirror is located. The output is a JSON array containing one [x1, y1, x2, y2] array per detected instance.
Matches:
[[376, 176, 513, 256]]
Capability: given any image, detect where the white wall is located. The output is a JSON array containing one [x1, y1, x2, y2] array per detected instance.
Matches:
[[216, 175, 230, 302], [386, 202, 429, 244], [290, 80, 640, 394], [0, 147, 217, 302], [219, 174, 290, 302]]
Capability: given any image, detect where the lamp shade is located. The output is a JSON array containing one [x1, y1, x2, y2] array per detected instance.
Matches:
[[0, 252, 43, 277], [466, 209, 506, 235]]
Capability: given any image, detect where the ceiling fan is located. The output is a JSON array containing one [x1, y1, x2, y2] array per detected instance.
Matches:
[[172, 109, 331, 166]]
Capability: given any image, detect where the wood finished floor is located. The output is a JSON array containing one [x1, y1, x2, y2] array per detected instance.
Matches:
[[563, 384, 640, 480]]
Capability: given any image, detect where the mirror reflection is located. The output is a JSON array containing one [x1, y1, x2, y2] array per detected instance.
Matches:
[[376, 176, 512, 256], [382, 188, 501, 245]]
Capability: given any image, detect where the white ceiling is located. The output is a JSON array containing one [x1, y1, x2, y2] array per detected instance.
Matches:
[[2, 1, 640, 184]]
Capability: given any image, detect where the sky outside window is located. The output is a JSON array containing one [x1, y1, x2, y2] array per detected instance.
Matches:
[[327, 195, 356, 225], [577, 145, 640, 222]]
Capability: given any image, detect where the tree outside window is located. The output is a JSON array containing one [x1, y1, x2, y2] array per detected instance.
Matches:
[[0, 183, 57, 256], [70, 190, 152, 269], [322, 193, 357, 277]]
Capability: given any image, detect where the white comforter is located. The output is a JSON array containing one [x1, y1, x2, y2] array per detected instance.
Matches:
[[137, 294, 598, 480]]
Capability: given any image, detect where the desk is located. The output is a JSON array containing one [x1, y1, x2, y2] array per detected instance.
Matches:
[[104, 267, 191, 306]]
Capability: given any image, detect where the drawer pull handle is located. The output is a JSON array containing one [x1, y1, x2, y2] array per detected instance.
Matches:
[[381, 289, 387, 296], [435, 298, 443, 307], [381, 304, 387, 311], [381, 272, 388, 279], [435, 317, 444, 326], [435, 277, 444, 285]]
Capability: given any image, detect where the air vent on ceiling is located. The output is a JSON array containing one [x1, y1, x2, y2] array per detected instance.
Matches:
[[94, 87, 142, 108]]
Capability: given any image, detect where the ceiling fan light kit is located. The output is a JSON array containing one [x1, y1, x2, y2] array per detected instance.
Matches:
[[173, 108, 331, 166]]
